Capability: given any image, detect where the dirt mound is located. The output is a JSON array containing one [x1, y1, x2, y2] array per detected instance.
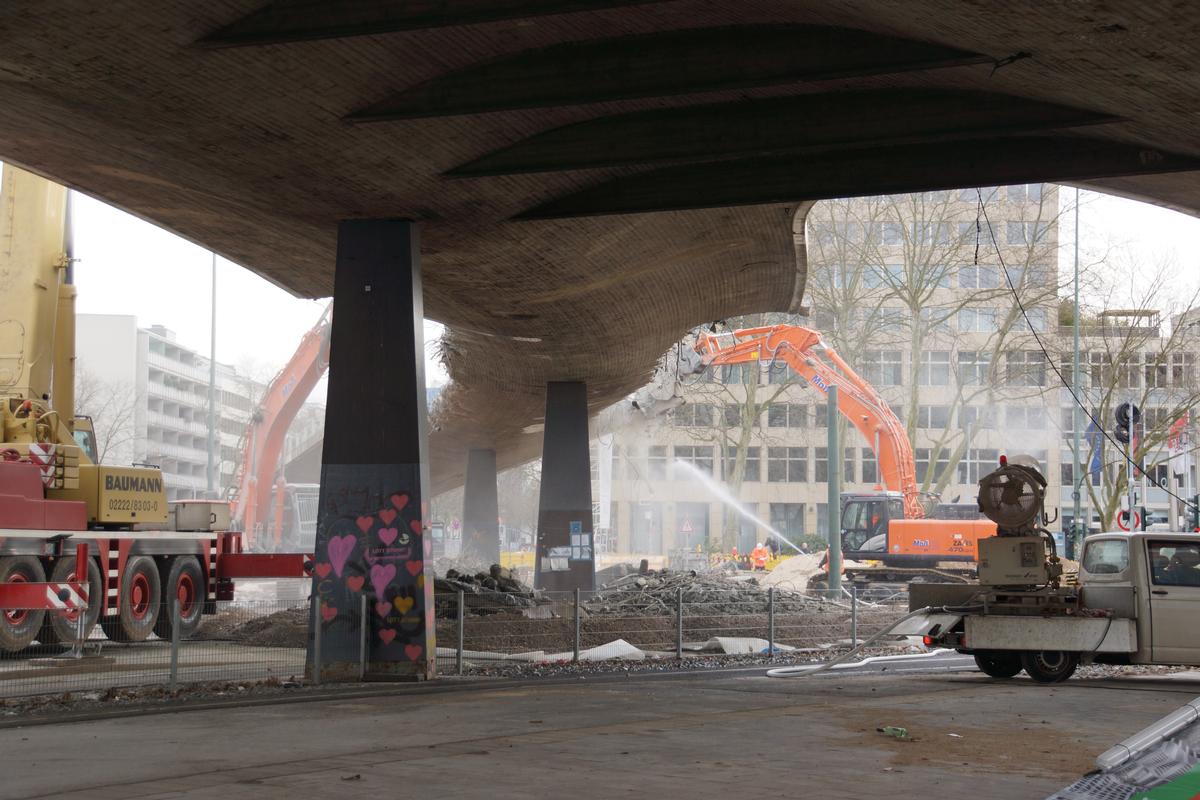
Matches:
[[196, 606, 309, 648]]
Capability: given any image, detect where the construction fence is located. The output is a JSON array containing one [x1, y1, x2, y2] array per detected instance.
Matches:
[[0, 583, 909, 700]]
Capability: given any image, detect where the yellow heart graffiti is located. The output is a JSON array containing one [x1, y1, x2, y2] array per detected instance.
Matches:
[[393, 596, 415, 613]]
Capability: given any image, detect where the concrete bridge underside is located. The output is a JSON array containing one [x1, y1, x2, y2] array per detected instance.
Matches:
[[1, 2, 1199, 493]]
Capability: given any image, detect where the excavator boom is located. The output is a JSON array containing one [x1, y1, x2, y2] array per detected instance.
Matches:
[[694, 324, 926, 519]]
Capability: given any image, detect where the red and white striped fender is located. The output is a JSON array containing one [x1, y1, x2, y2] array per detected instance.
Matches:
[[0, 581, 88, 611]]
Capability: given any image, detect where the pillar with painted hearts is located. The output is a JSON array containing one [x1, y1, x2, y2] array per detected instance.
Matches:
[[308, 219, 435, 680]]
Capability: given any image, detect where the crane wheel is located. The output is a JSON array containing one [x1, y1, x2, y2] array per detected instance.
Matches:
[[100, 556, 161, 643], [0, 556, 47, 653], [1020, 650, 1078, 683], [153, 557, 205, 640], [38, 557, 103, 646], [973, 651, 1022, 679]]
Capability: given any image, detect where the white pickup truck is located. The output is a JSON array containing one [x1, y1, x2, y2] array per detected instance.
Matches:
[[911, 532, 1200, 683]]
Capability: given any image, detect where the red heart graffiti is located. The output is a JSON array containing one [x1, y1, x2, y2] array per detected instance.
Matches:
[[321, 605, 337, 623], [313, 563, 332, 579], [406, 561, 422, 577], [356, 516, 374, 533], [375, 601, 391, 618], [346, 575, 365, 592], [410, 520, 422, 534], [391, 493, 409, 511], [378, 527, 398, 545], [405, 644, 423, 662], [379, 629, 397, 645], [378, 508, 397, 525]]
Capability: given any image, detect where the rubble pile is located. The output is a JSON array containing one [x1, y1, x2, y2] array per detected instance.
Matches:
[[433, 564, 546, 617], [587, 569, 830, 615]]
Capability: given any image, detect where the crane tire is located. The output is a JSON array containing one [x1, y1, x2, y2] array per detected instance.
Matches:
[[100, 556, 161, 643], [38, 556, 103, 646], [153, 557, 205, 640], [0, 556, 47, 653]]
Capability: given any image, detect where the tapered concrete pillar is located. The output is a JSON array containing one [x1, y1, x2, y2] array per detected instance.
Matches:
[[534, 381, 596, 592], [308, 219, 434, 681], [461, 448, 500, 567]]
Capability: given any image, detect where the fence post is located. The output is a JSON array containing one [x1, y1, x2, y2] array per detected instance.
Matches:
[[456, 590, 465, 676], [359, 593, 368, 681], [573, 588, 581, 664], [675, 586, 683, 661], [168, 599, 180, 691], [767, 587, 775, 660], [850, 584, 858, 647], [311, 594, 322, 687]]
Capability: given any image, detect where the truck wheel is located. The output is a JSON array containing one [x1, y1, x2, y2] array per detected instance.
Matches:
[[100, 556, 161, 643], [39, 556, 103, 646], [153, 557, 205, 640], [0, 556, 47, 653], [973, 651, 1022, 679], [1020, 650, 1078, 683]]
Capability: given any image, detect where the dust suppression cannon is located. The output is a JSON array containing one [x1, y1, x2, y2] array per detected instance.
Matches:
[[976, 455, 1063, 589]]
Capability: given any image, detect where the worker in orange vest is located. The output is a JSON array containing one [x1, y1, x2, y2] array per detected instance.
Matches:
[[750, 542, 769, 571]]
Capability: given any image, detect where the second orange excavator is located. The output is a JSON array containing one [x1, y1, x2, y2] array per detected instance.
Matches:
[[693, 324, 997, 586]]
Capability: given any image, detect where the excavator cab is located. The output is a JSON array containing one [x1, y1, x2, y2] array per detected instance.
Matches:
[[841, 493, 904, 556]]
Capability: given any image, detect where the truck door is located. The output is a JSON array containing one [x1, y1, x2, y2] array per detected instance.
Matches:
[[1147, 539, 1200, 664]]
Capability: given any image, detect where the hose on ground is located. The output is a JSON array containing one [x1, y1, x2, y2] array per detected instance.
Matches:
[[765, 601, 986, 679]]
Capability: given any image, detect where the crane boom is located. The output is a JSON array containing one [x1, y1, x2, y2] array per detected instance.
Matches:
[[694, 324, 926, 519], [232, 303, 331, 549]]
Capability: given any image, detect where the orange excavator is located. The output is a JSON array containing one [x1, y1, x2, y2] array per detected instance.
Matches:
[[230, 303, 331, 552], [693, 324, 996, 585]]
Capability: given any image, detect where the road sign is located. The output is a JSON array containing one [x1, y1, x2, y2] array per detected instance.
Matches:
[[680, 518, 693, 533], [1116, 508, 1142, 532]]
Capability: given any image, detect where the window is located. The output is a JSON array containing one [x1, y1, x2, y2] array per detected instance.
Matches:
[[961, 406, 998, 430], [862, 350, 902, 386], [1173, 353, 1196, 387], [673, 445, 713, 476], [1007, 184, 1027, 203], [1028, 183, 1043, 202], [815, 447, 830, 482], [957, 448, 1000, 484], [1006, 350, 1047, 386], [721, 363, 758, 385], [1089, 351, 1112, 387], [1083, 539, 1129, 575], [1005, 406, 1046, 429], [768, 403, 806, 428], [920, 308, 953, 334], [861, 448, 878, 484], [1148, 541, 1200, 586], [724, 446, 760, 483], [915, 447, 950, 483], [919, 351, 950, 385], [958, 308, 998, 333], [723, 405, 742, 428], [1145, 353, 1168, 388], [767, 361, 791, 385], [959, 265, 999, 289], [767, 447, 807, 482], [674, 403, 713, 427], [647, 446, 667, 480], [865, 263, 904, 289], [882, 222, 904, 245], [1007, 221, 1050, 245], [1148, 462, 1169, 489], [1012, 307, 1049, 333], [844, 449, 856, 483], [770, 503, 805, 541], [917, 405, 951, 429], [958, 350, 992, 385], [959, 186, 1000, 203]]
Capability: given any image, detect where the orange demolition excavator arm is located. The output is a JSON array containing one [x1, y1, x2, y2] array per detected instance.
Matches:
[[693, 324, 926, 520], [232, 303, 331, 550]]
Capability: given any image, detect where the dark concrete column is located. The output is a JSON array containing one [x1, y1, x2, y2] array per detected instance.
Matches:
[[461, 448, 500, 567], [534, 381, 595, 592], [308, 219, 434, 681]]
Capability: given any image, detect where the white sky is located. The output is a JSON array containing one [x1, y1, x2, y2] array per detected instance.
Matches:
[[66, 184, 1200, 392]]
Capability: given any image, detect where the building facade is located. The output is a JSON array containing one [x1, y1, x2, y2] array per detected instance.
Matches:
[[594, 186, 1199, 560], [76, 315, 266, 501]]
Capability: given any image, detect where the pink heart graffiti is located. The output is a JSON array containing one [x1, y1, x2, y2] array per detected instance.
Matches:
[[405, 560, 422, 577], [328, 535, 356, 578], [379, 629, 397, 645], [404, 644, 423, 662], [378, 508, 397, 526], [355, 515, 374, 533], [391, 493, 409, 511], [375, 601, 391, 618], [370, 563, 397, 598], [410, 520, 422, 534], [378, 527, 398, 545]]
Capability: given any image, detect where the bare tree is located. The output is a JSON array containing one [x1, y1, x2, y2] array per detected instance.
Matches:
[[75, 366, 141, 464]]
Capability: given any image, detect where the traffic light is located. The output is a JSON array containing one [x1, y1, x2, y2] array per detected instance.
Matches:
[[1138, 506, 1149, 531], [1115, 402, 1142, 444]]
